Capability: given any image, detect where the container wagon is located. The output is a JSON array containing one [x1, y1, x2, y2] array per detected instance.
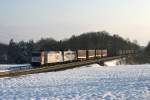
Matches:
[[88, 50, 95, 59], [101, 50, 107, 57], [45, 51, 63, 64], [77, 50, 87, 61], [64, 50, 77, 62], [96, 50, 102, 58]]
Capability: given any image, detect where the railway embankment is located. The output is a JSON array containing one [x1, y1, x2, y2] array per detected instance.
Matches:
[[0, 56, 126, 78]]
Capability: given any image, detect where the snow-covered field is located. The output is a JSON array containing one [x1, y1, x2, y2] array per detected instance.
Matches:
[[0, 64, 31, 71], [0, 64, 150, 100]]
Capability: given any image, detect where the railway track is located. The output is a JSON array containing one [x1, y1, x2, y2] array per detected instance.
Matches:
[[0, 56, 126, 78]]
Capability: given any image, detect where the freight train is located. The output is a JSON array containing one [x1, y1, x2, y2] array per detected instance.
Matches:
[[31, 49, 107, 66], [31, 49, 135, 67]]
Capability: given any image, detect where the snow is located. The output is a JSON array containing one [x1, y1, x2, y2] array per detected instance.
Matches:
[[0, 64, 150, 100], [0, 64, 31, 71], [104, 59, 121, 66], [0, 70, 9, 72], [104, 58, 126, 66]]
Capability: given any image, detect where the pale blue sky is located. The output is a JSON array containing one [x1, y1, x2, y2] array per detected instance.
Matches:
[[0, 0, 150, 46]]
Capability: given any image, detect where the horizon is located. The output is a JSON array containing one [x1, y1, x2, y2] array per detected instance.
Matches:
[[0, 0, 150, 46], [0, 31, 144, 47]]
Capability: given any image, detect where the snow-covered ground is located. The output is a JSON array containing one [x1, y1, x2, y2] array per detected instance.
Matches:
[[0, 64, 150, 100], [0, 64, 31, 71]]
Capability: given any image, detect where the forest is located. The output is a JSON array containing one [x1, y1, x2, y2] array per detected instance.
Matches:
[[0, 31, 144, 64]]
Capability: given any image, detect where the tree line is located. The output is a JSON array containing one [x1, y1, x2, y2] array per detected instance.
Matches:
[[0, 31, 140, 64], [135, 41, 150, 63], [0, 43, 8, 63]]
